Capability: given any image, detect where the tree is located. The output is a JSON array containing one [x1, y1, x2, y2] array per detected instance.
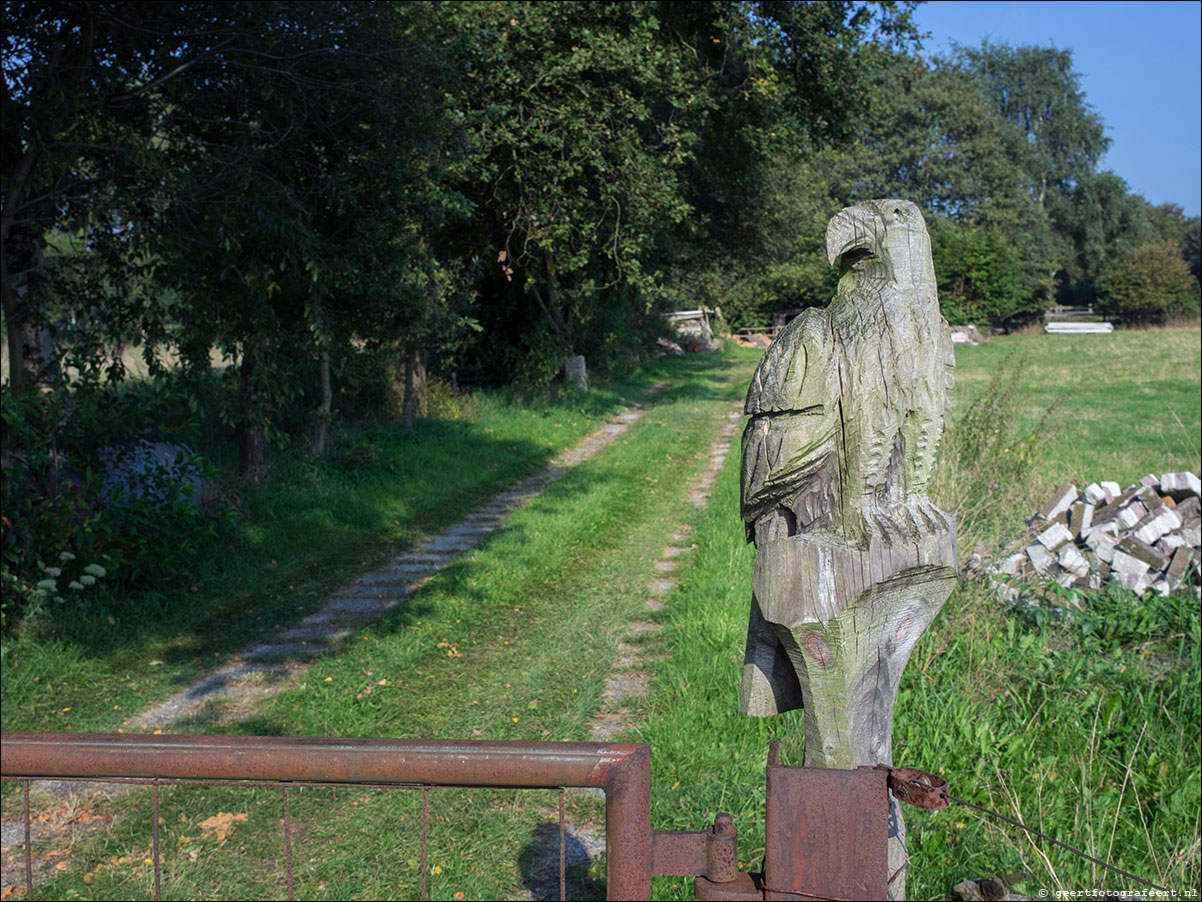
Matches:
[[1099, 241, 1199, 323], [651, 1, 922, 327], [1048, 170, 1153, 306], [842, 54, 1054, 321], [847, 57, 1018, 215], [1184, 218, 1202, 283], [928, 220, 1024, 324], [433, 1, 925, 369], [3, 2, 468, 471], [148, 2, 466, 467], [436, 1, 708, 381], [956, 41, 1108, 210], [1145, 203, 1201, 287], [2, 1, 197, 393]]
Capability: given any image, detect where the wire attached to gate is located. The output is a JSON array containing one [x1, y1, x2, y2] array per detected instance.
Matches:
[[885, 767, 1190, 901], [946, 790, 1189, 901]]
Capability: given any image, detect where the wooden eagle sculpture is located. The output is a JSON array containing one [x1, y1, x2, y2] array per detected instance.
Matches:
[[739, 199, 958, 770]]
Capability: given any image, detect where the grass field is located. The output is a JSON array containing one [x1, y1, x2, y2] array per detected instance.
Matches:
[[640, 426, 1200, 900], [0, 352, 746, 736], [936, 326, 1201, 554], [958, 329, 1200, 480], [2, 328, 1199, 901], [641, 327, 1201, 899], [2, 347, 755, 900]]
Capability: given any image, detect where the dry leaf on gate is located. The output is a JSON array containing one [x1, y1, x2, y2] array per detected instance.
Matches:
[[198, 811, 247, 844]]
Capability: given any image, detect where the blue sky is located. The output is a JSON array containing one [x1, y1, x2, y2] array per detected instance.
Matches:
[[911, 0, 1202, 216]]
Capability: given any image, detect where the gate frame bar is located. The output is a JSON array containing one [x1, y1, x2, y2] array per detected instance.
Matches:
[[1, 732, 652, 900]]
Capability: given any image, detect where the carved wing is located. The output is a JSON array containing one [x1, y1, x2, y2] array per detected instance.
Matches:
[[740, 309, 840, 530]]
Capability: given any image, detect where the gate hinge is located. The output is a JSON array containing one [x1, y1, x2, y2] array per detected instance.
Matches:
[[651, 812, 739, 883]]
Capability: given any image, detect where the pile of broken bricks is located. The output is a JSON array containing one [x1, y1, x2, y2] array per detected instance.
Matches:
[[993, 471, 1201, 598]]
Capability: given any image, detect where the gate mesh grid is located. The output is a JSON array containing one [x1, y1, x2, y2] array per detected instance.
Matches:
[[2, 776, 579, 901]]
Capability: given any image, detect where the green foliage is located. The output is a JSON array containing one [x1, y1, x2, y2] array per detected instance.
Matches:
[[0, 378, 219, 625], [1011, 573, 1201, 656], [512, 328, 567, 389], [1, 553, 109, 633], [574, 290, 670, 379], [441, 1, 707, 349], [657, 3, 919, 327], [1099, 240, 1201, 322], [1184, 218, 1202, 281], [1049, 170, 1157, 306], [930, 222, 1024, 324], [957, 41, 1109, 209], [687, 151, 844, 326], [850, 57, 1023, 217], [3, 4, 1195, 489], [843, 55, 1055, 322]]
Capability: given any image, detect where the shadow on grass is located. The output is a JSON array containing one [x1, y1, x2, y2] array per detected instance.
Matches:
[[22, 417, 548, 656], [517, 821, 606, 901], [1, 348, 760, 735], [650, 350, 757, 405]]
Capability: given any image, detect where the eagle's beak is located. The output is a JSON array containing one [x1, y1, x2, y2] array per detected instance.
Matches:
[[825, 206, 882, 266]]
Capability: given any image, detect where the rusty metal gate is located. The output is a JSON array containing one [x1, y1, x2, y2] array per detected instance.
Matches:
[[2, 731, 929, 901]]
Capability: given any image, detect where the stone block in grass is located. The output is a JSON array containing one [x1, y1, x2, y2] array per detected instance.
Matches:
[[1037, 483, 1078, 521]]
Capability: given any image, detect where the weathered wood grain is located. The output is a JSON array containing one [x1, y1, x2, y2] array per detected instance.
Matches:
[[739, 199, 957, 900]]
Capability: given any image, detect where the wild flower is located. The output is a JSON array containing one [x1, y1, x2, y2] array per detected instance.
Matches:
[[37, 578, 57, 590], [84, 564, 107, 578], [69, 581, 85, 590]]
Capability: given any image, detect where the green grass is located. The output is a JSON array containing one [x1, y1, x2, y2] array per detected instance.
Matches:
[[636, 328, 1201, 899], [8, 346, 758, 901], [952, 328, 1200, 492], [0, 351, 744, 736], [635, 453, 1199, 899], [935, 327, 1201, 553], [5, 329, 1200, 901]]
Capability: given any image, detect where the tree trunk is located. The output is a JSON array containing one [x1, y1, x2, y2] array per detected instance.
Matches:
[[1, 240, 58, 394], [313, 336, 332, 456], [401, 347, 426, 431], [238, 347, 264, 482], [1, 252, 21, 393], [530, 250, 570, 345]]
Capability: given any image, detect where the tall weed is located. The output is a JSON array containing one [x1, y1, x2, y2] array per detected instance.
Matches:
[[425, 378, 480, 420], [933, 353, 1058, 553]]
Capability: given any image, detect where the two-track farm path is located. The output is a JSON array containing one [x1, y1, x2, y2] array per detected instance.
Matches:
[[129, 391, 675, 733], [3, 359, 754, 902]]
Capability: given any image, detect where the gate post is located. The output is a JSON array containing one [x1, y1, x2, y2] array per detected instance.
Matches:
[[737, 199, 957, 900]]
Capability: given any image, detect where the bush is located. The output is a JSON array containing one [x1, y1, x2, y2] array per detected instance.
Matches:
[[930, 223, 1024, 325], [1, 381, 220, 628], [1099, 240, 1200, 323]]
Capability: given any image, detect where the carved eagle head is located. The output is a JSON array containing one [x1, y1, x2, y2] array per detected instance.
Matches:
[[825, 199, 935, 294]]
